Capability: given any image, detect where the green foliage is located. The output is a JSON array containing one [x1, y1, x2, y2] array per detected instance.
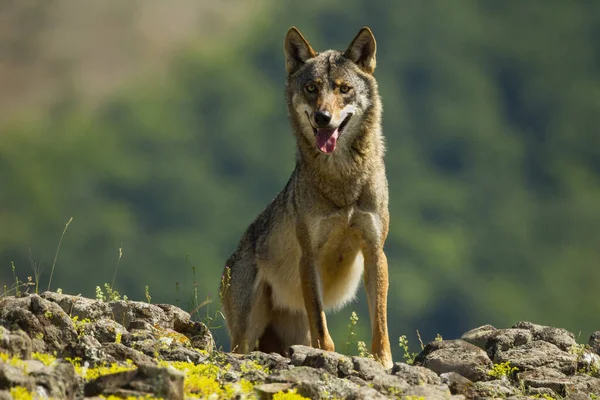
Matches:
[[343, 311, 359, 355], [2, 1, 600, 358], [398, 335, 418, 365], [96, 283, 128, 302]]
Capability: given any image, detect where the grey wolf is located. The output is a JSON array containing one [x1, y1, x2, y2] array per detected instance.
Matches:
[[221, 26, 392, 368]]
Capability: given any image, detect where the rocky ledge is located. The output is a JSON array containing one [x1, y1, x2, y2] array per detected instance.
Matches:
[[1, 292, 599, 399]]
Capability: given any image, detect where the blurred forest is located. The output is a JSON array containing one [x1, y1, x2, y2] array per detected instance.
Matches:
[[1, 0, 599, 359]]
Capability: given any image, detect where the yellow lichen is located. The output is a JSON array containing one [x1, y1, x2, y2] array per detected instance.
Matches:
[[487, 361, 518, 379], [32, 351, 57, 366], [66, 357, 137, 380], [240, 359, 269, 374], [272, 389, 311, 400], [100, 395, 162, 400], [159, 360, 257, 399], [0, 351, 27, 370], [9, 386, 34, 400], [70, 316, 93, 338]]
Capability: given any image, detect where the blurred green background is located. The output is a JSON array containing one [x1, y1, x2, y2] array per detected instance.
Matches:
[[1, 0, 599, 359]]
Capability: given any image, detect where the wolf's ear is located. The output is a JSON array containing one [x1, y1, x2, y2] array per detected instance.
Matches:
[[284, 27, 317, 74], [344, 27, 377, 74]]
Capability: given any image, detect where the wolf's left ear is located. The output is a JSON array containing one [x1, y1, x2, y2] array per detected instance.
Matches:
[[284, 27, 317, 74], [344, 27, 377, 74]]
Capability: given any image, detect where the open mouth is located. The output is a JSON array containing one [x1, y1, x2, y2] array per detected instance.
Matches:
[[305, 112, 353, 154]]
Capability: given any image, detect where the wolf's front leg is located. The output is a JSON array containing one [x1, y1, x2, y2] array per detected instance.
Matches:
[[297, 223, 335, 352], [363, 247, 393, 369]]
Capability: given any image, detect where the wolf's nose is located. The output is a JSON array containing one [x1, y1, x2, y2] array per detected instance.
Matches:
[[314, 110, 332, 127]]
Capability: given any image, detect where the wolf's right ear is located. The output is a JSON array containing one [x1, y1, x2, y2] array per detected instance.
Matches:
[[344, 27, 377, 74], [284, 27, 317, 74]]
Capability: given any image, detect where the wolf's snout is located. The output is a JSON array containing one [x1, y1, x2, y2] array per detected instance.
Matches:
[[314, 110, 332, 127]]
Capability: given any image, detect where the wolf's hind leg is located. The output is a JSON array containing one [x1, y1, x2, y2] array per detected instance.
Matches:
[[243, 281, 272, 351]]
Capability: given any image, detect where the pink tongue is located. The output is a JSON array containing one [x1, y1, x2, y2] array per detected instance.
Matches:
[[315, 128, 339, 154]]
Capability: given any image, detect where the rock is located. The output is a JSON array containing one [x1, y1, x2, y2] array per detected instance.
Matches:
[[518, 367, 571, 396], [84, 363, 184, 399], [254, 382, 293, 400], [494, 340, 578, 375], [156, 304, 214, 351], [41, 291, 111, 322], [242, 351, 290, 372], [109, 301, 171, 331], [0, 294, 79, 355], [567, 374, 600, 395], [402, 383, 454, 399], [513, 321, 577, 352], [568, 393, 593, 400], [414, 339, 493, 382], [301, 348, 354, 377], [589, 331, 600, 355], [484, 328, 534, 359], [472, 379, 520, 397], [3, 292, 598, 400], [460, 324, 497, 349], [353, 384, 390, 399], [289, 345, 313, 366], [352, 356, 386, 380], [391, 362, 442, 385], [371, 374, 410, 396], [101, 342, 154, 365], [0, 327, 32, 360], [26, 360, 79, 399], [0, 362, 34, 390], [268, 366, 359, 400], [87, 318, 127, 344], [440, 372, 474, 396]]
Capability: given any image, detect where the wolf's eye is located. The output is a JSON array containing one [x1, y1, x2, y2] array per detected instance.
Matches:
[[306, 84, 317, 93], [340, 85, 351, 94]]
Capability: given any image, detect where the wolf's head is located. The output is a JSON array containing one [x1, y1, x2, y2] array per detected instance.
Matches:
[[284, 27, 380, 156]]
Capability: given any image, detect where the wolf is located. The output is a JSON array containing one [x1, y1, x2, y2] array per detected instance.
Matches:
[[220, 26, 392, 368]]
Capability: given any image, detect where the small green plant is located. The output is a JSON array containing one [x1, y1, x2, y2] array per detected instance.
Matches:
[[3, 262, 34, 298], [144, 285, 152, 303], [487, 361, 518, 379], [416, 330, 425, 350], [399, 335, 418, 364], [343, 311, 359, 354], [47, 216, 73, 291], [357, 340, 373, 359], [27, 248, 43, 294], [570, 343, 600, 377], [110, 245, 123, 294], [185, 256, 225, 331], [95, 283, 127, 302]]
